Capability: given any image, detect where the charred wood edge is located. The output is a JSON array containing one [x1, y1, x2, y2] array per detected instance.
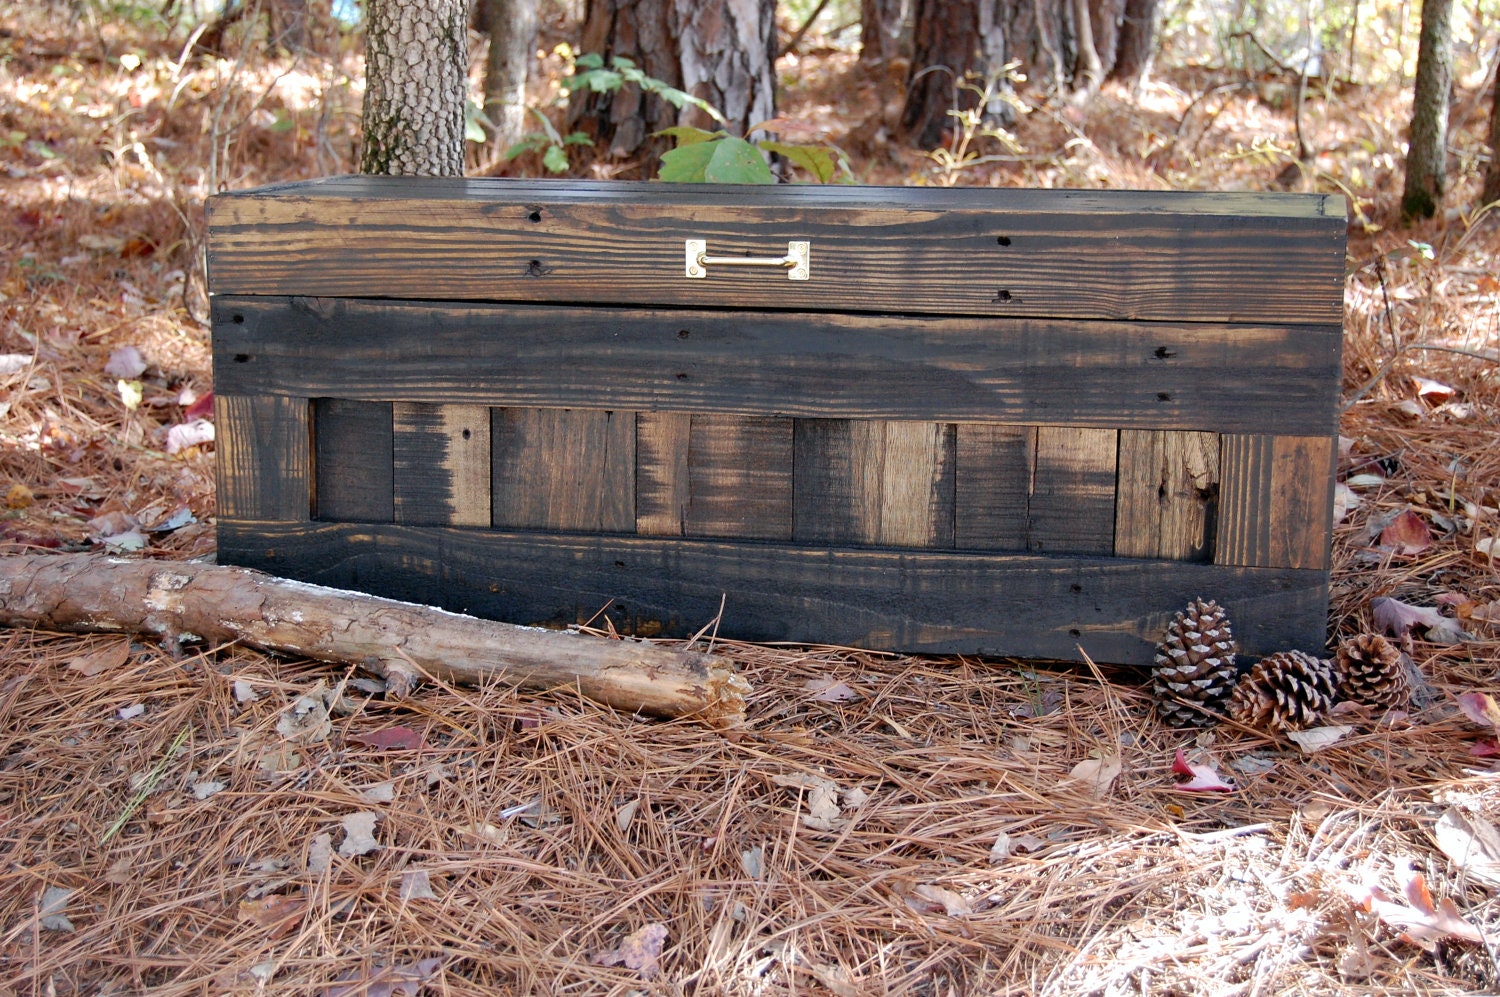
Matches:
[[0, 553, 748, 727]]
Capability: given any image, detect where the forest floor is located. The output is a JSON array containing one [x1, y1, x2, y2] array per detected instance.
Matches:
[[2, 3, 1499, 995]]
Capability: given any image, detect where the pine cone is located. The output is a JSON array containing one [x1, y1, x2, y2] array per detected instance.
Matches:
[[1227, 650, 1340, 732], [1153, 598, 1238, 727], [1335, 633, 1410, 711]]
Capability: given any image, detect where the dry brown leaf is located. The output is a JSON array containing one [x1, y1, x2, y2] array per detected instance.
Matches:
[[65, 640, 131, 678], [237, 894, 306, 939], [805, 677, 862, 703], [323, 958, 442, 997], [907, 883, 971, 917], [1286, 726, 1354, 754], [1063, 756, 1121, 798], [1434, 808, 1500, 888], [338, 812, 380, 858], [399, 869, 437, 901], [809, 962, 861, 997], [1379, 509, 1433, 555], [1348, 871, 1485, 951], [592, 922, 668, 979]]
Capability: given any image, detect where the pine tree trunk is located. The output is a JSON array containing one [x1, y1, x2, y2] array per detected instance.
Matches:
[[360, 0, 468, 176], [860, 0, 907, 63], [1401, 0, 1453, 220], [1071, 0, 1103, 92], [478, 0, 539, 151], [1482, 65, 1500, 207], [570, 0, 776, 164], [1109, 0, 1155, 84], [1088, 0, 1124, 79]]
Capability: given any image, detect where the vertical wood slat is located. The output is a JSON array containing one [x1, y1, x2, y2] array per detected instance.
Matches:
[[793, 420, 955, 547], [492, 408, 635, 532], [1115, 430, 1220, 561], [636, 412, 692, 536], [954, 424, 1035, 551], [685, 415, 794, 540], [393, 403, 491, 527], [313, 399, 392, 522], [216, 394, 310, 521], [1217, 434, 1335, 570], [1028, 428, 1119, 555]]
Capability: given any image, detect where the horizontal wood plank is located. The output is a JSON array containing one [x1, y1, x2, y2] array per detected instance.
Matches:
[[217, 519, 1332, 662], [207, 177, 1347, 325], [211, 297, 1341, 435]]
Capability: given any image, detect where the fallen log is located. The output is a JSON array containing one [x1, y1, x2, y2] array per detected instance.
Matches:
[[0, 553, 748, 726]]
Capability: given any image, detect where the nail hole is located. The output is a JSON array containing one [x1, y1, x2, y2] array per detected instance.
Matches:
[[1157, 391, 1172, 401], [1069, 628, 1082, 638], [676, 372, 689, 380], [461, 428, 472, 440], [231, 314, 244, 324], [994, 289, 1012, 302], [1154, 346, 1177, 359], [527, 210, 542, 223], [614, 560, 626, 568], [996, 236, 1011, 246], [677, 329, 690, 339], [1070, 583, 1082, 593], [233, 353, 251, 363]]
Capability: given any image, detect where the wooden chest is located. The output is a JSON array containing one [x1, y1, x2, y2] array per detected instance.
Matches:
[[207, 177, 1347, 664]]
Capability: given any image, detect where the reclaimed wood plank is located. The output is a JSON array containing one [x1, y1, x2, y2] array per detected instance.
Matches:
[[312, 399, 391, 522], [1115, 430, 1219, 561], [207, 178, 1347, 326], [491, 408, 635, 533], [1217, 434, 1336, 570], [216, 394, 310, 521], [218, 519, 1333, 662], [211, 297, 1341, 437], [954, 424, 1034, 551], [1029, 428, 1119, 555], [636, 411, 692, 536], [392, 403, 491, 527], [684, 415, 793, 540], [793, 420, 955, 547]]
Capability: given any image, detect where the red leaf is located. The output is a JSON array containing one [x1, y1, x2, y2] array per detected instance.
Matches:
[[1171, 749, 1235, 792], [184, 390, 214, 421], [1379, 510, 1433, 555], [348, 726, 426, 751], [1371, 596, 1469, 644], [1471, 741, 1499, 757]]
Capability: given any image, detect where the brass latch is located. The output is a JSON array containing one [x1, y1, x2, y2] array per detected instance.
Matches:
[[685, 239, 810, 281]]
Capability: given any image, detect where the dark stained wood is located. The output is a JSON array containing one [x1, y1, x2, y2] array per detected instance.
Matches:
[[313, 399, 392, 523], [491, 408, 635, 533], [207, 177, 1347, 325], [393, 403, 491, 527], [793, 420, 955, 547], [217, 519, 1333, 662], [211, 297, 1342, 436], [1029, 428, 1119, 555], [1114, 430, 1219, 561], [636, 412, 692, 536], [684, 415, 794, 540], [954, 424, 1034, 551], [1217, 434, 1336, 570], [216, 394, 310, 521]]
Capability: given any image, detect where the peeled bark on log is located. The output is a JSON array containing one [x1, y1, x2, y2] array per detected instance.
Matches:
[[0, 554, 748, 727]]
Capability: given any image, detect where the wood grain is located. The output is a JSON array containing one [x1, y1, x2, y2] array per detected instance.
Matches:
[[313, 399, 392, 522], [1115, 430, 1219, 561], [1217, 434, 1336, 570], [491, 408, 635, 533], [393, 403, 491, 527], [1029, 428, 1119, 555], [216, 394, 310, 521], [793, 420, 955, 547], [684, 415, 794, 540], [218, 519, 1333, 662], [208, 177, 1347, 325], [954, 424, 1035, 551], [212, 297, 1342, 436]]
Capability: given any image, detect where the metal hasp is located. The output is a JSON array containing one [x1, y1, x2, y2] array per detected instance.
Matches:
[[685, 239, 810, 280]]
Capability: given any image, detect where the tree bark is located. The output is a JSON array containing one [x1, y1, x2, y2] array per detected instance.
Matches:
[[477, 0, 539, 151], [1087, 0, 1124, 80], [1071, 0, 1104, 93], [902, 0, 1010, 148], [860, 0, 907, 63], [360, 0, 468, 176], [1482, 63, 1500, 207], [1401, 0, 1453, 220], [570, 0, 776, 163], [1109, 0, 1155, 84], [0, 554, 749, 727]]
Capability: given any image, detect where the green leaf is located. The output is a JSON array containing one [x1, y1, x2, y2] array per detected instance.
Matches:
[[658, 140, 719, 182], [654, 125, 723, 147], [503, 135, 548, 160], [703, 136, 775, 184], [574, 52, 605, 70], [612, 55, 637, 70], [270, 109, 296, 134], [542, 145, 570, 173], [1407, 239, 1434, 261], [563, 132, 594, 146], [758, 141, 838, 183]]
